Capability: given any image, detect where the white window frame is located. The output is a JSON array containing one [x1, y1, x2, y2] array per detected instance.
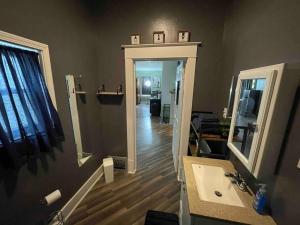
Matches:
[[0, 30, 57, 109]]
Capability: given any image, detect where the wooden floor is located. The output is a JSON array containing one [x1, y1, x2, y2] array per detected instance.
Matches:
[[67, 103, 180, 225]]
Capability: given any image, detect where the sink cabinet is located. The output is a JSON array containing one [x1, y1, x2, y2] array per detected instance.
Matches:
[[180, 178, 191, 225], [180, 174, 242, 225], [181, 157, 277, 225]]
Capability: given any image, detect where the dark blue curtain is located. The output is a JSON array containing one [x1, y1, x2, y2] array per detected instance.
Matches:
[[0, 45, 64, 166]]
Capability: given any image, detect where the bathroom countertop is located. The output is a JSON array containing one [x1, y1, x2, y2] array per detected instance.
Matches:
[[183, 156, 276, 225]]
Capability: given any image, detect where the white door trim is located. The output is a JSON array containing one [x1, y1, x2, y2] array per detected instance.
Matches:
[[0, 30, 57, 109], [123, 43, 200, 175]]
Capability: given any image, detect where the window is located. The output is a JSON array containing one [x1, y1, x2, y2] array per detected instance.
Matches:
[[0, 45, 40, 141], [0, 31, 63, 164], [0, 40, 39, 53], [0, 30, 57, 108]]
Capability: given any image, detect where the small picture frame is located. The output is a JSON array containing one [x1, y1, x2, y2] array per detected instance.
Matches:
[[178, 31, 190, 42], [131, 34, 140, 45], [153, 31, 165, 44]]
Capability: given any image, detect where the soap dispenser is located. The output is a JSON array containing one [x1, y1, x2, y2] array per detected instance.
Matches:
[[253, 184, 267, 214]]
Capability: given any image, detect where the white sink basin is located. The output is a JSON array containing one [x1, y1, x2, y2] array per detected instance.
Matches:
[[192, 164, 244, 207]]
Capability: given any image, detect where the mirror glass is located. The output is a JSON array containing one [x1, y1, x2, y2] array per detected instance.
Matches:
[[231, 78, 266, 159], [66, 75, 92, 167]]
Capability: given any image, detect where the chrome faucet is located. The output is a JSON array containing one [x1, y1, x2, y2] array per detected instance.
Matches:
[[225, 171, 247, 191]]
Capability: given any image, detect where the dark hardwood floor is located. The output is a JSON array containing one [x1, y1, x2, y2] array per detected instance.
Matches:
[[67, 103, 180, 225]]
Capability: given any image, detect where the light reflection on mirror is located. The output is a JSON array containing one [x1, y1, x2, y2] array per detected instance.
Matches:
[[231, 78, 266, 159]]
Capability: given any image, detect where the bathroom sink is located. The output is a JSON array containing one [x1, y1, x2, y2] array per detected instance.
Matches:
[[192, 164, 245, 207]]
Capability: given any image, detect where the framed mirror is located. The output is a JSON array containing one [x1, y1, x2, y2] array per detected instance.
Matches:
[[227, 63, 298, 179], [66, 75, 92, 167], [227, 69, 276, 173]]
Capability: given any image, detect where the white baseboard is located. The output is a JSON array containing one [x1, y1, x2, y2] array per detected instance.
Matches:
[[127, 158, 136, 174], [50, 164, 104, 224], [128, 170, 136, 174]]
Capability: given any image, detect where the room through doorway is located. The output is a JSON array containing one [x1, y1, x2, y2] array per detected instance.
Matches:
[[135, 60, 184, 170]]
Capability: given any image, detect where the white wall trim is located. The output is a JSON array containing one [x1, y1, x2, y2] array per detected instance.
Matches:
[[121, 42, 202, 49], [0, 30, 57, 109], [123, 43, 199, 175], [51, 164, 104, 224]]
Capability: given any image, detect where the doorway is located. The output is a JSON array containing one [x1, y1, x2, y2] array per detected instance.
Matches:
[[123, 43, 200, 180], [135, 60, 184, 170]]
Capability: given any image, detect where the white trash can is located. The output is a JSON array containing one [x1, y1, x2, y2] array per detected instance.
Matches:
[[103, 157, 114, 184]]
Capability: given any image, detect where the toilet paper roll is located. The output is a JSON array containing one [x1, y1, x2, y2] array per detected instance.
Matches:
[[44, 189, 61, 206]]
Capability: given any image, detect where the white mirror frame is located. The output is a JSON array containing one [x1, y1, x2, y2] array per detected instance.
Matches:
[[227, 69, 276, 174]]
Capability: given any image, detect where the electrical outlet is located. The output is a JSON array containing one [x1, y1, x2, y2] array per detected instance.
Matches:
[[297, 159, 300, 169]]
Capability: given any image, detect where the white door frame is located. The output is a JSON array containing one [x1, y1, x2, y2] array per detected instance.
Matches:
[[122, 43, 200, 177]]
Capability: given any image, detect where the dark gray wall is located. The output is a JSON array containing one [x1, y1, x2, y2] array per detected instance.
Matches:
[[1, 0, 299, 224], [222, 1, 300, 224], [271, 87, 300, 225], [93, 0, 229, 157], [0, 0, 230, 223], [0, 1, 104, 224]]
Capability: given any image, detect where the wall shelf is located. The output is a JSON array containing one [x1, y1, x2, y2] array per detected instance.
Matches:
[[75, 91, 86, 95], [96, 91, 124, 96], [96, 84, 124, 96]]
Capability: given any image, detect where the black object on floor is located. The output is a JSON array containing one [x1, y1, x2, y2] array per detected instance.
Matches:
[[144, 210, 179, 225], [162, 104, 171, 123], [150, 98, 161, 116]]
